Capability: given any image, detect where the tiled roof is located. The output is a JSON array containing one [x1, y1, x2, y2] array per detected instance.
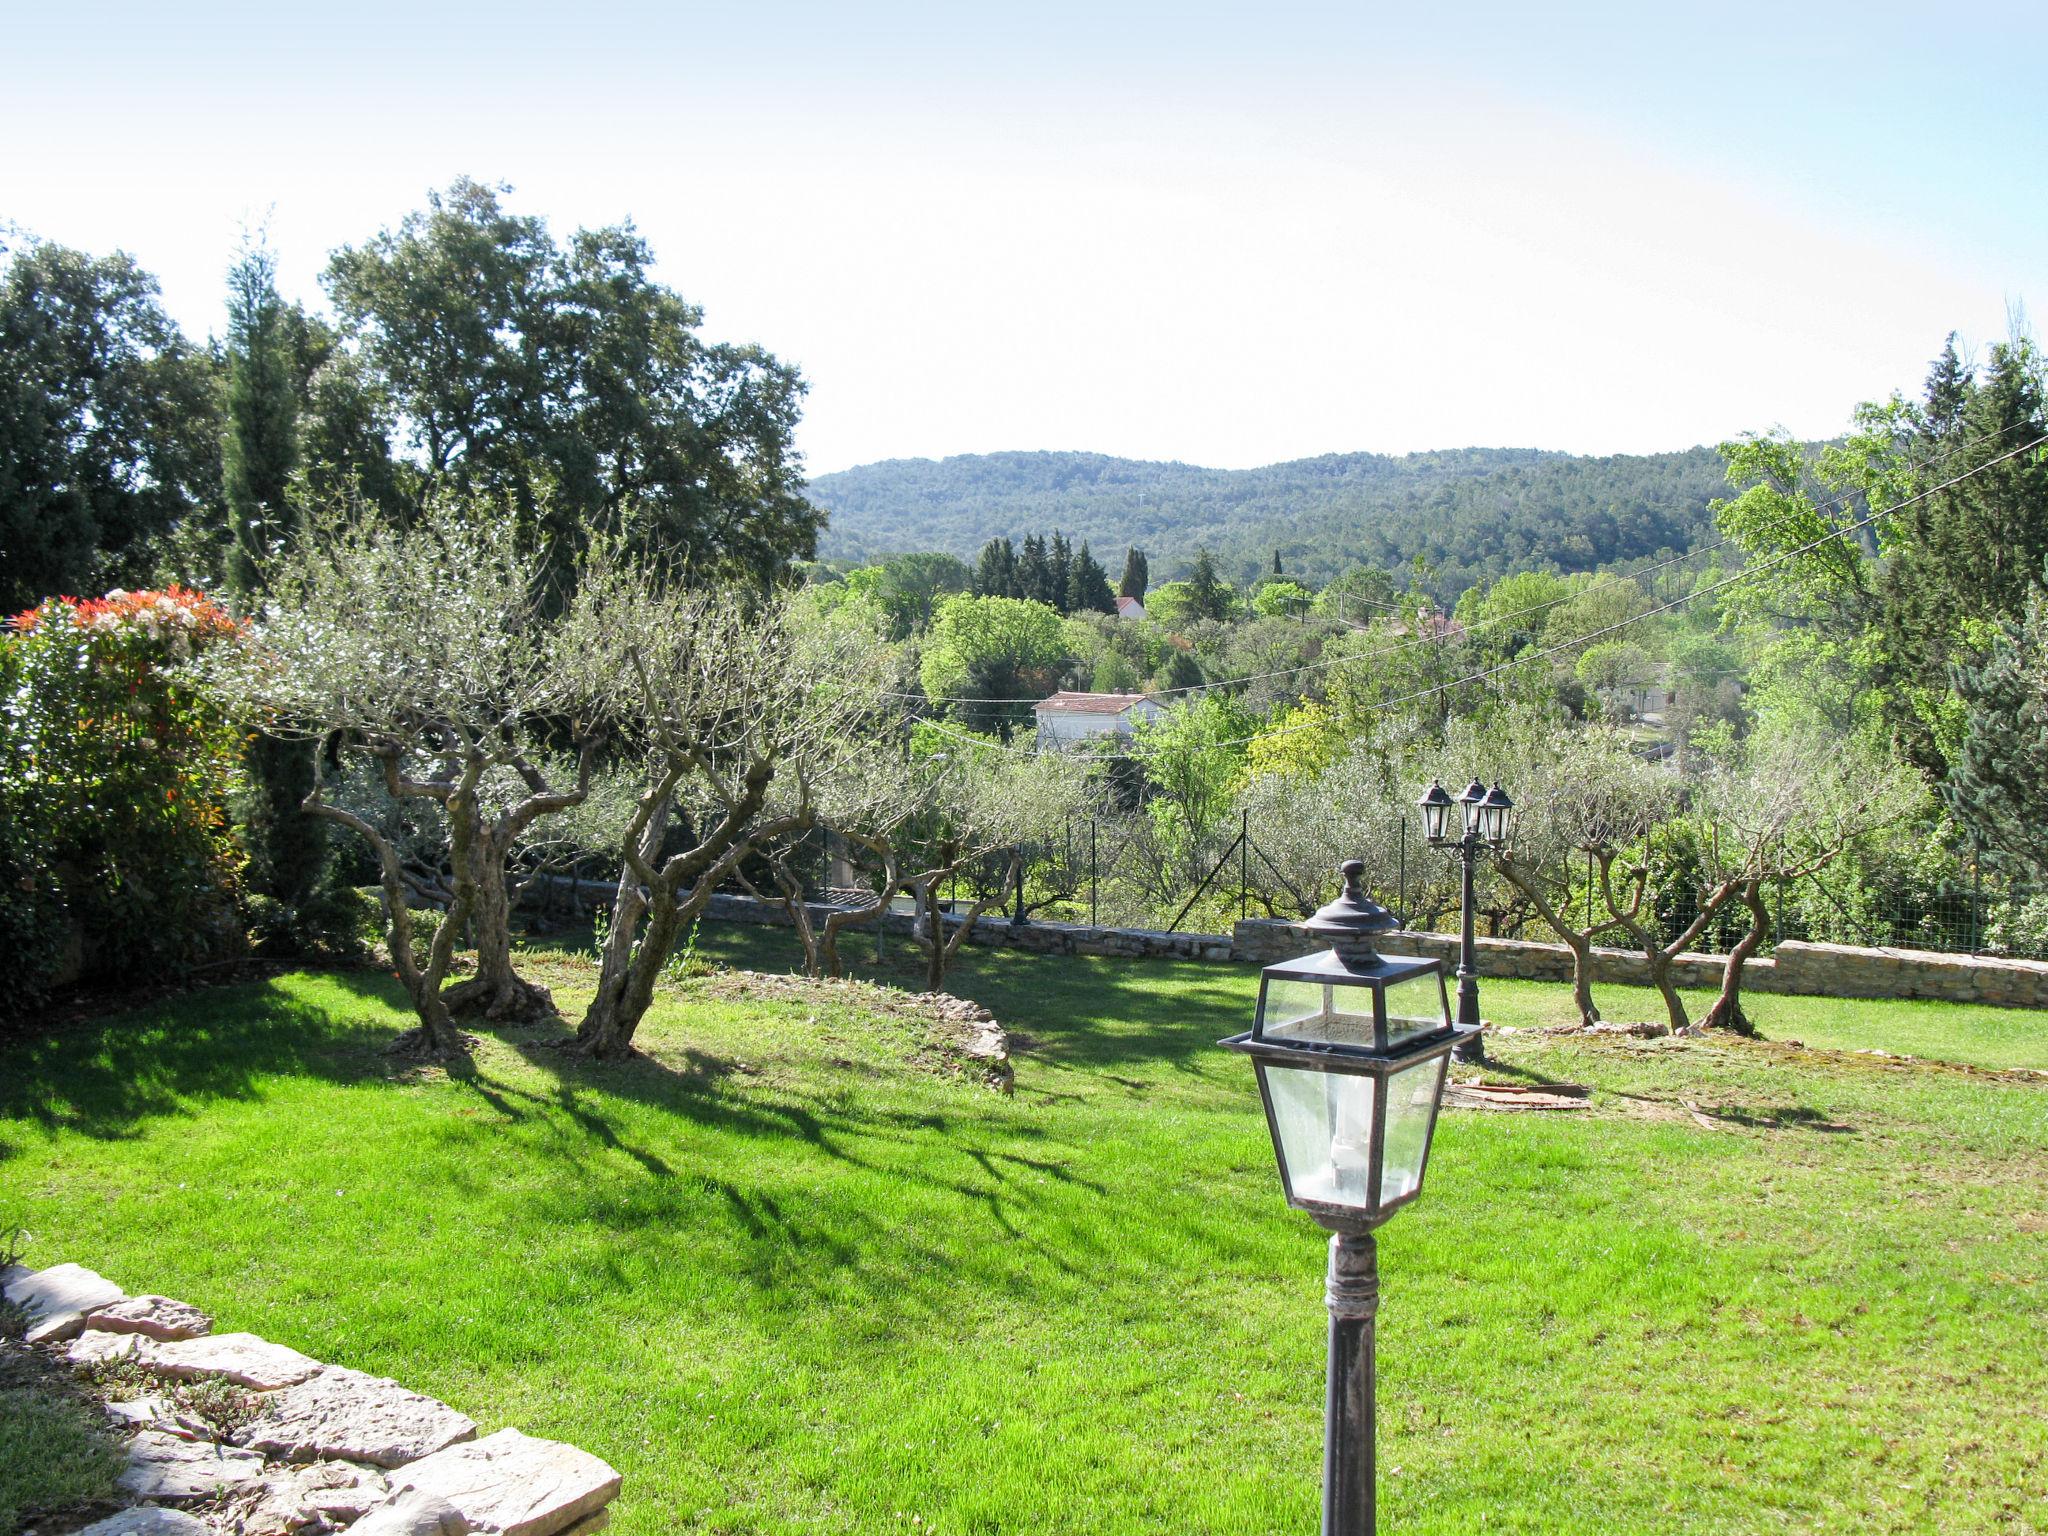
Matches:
[[1035, 691, 1159, 716]]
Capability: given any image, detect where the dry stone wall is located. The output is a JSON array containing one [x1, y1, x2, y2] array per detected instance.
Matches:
[[699, 893, 2048, 1009], [1, 1261, 622, 1536]]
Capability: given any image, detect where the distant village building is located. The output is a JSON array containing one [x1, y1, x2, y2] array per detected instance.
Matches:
[[1034, 690, 1165, 750], [1383, 603, 1465, 642], [1115, 594, 1146, 620], [1617, 677, 1682, 725]]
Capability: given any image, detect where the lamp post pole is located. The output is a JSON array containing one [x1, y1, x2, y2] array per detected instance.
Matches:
[[1418, 779, 1513, 1067], [1455, 827, 1482, 1041], [1322, 1229, 1380, 1536]]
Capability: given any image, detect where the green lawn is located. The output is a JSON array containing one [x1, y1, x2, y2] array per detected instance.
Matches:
[[2, 926, 2045, 1535]]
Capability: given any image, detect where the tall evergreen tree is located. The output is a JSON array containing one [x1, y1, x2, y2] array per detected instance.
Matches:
[[1019, 533, 1054, 606], [1119, 547, 1149, 601], [972, 536, 1020, 597], [1185, 546, 1234, 622], [1947, 575, 2048, 876], [1048, 531, 1074, 613], [223, 239, 298, 596], [221, 240, 332, 948], [1067, 541, 1118, 615], [1876, 335, 2048, 776], [1272, 548, 1283, 576]]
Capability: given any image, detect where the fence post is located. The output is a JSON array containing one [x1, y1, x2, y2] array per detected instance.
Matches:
[[1240, 809, 1250, 921], [1397, 815, 1407, 924], [1971, 845, 1983, 954], [1090, 817, 1099, 930]]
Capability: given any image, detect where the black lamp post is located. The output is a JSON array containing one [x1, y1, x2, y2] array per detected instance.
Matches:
[[1416, 778, 1512, 1064], [1223, 861, 1474, 1535]]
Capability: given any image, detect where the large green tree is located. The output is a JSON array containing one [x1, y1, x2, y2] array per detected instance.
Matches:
[[0, 238, 222, 609], [1066, 541, 1117, 615], [1872, 336, 2048, 776], [1947, 579, 2048, 876], [325, 179, 818, 583], [919, 594, 1070, 737], [1183, 547, 1236, 622]]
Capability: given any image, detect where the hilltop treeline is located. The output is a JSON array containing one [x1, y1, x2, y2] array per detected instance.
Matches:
[[808, 445, 1733, 593]]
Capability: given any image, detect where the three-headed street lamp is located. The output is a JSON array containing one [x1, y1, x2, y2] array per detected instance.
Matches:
[[1415, 778, 1513, 1063], [1223, 861, 1475, 1536]]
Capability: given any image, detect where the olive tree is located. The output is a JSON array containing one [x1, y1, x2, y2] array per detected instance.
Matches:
[[209, 497, 608, 1052], [889, 734, 1092, 993], [572, 587, 894, 1058], [1687, 729, 1923, 1034], [1471, 711, 1676, 1028]]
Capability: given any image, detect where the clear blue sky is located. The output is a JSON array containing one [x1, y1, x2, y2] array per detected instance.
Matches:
[[5, 1, 2043, 473]]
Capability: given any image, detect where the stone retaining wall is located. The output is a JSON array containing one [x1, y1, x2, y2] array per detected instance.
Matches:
[[2, 1260, 622, 1536], [699, 892, 2048, 1009]]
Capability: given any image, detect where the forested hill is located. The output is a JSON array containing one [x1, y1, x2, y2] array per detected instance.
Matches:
[[808, 445, 1735, 589]]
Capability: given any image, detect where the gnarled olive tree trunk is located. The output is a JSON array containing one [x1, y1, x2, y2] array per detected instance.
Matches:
[[575, 757, 806, 1060], [439, 744, 596, 1025], [1702, 878, 1770, 1036], [304, 754, 482, 1058], [1496, 852, 1603, 1028]]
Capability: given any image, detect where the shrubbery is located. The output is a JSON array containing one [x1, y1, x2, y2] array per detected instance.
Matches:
[[1, 588, 245, 1011]]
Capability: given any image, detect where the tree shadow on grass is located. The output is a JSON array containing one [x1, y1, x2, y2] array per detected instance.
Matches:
[[680, 921, 1261, 1080], [0, 971, 410, 1151]]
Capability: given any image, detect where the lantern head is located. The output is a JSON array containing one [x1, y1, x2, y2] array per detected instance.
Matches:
[[1223, 863, 1475, 1231]]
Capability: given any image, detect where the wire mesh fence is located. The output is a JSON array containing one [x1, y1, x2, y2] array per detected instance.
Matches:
[[722, 818, 2044, 965]]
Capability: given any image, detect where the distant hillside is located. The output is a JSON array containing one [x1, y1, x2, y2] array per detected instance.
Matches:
[[807, 445, 1734, 590]]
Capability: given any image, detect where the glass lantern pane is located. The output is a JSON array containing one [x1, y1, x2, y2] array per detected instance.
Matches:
[[1381, 971, 1448, 1051], [1264, 1064, 1379, 1211], [1259, 978, 1376, 1048], [1377, 1053, 1446, 1206]]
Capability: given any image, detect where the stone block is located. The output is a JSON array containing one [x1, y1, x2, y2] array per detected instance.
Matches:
[[234, 1363, 478, 1468], [147, 1331, 322, 1390], [74, 1510, 216, 1536], [118, 1428, 268, 1500], [87, 1294, 213, 1341], [230, 1458, 394, 1535], [351, 1488, 473, 1536], [3, 1261, 126, 1344], [392, 1427, 622, 1536], [69, 1327, 145, 1369]]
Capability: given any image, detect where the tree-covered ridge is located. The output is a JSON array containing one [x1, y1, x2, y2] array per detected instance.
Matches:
[[809, 444, 1733, 592]]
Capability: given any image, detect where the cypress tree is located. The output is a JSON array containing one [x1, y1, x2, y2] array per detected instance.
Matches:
[[1186, 546, 1233, 622], [973, 537, 1020, 598], [1119, 547, 1148, 601], [1068, 541, 1118, 615], [1048, 531, 1074, 613], [222, 240, 329, 949], [223, 241, 298, 596], [1019, 533, 1054, 605]]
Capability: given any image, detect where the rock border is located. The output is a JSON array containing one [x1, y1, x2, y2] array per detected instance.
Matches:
[[3, 1261, 622, 1536]]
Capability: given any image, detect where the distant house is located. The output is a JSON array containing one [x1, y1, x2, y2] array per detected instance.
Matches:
[[1115, 595, 1146, 620], [1034, 691, 1165, 750], [1383, 603, 1465, 642], [1618, 678, 1682, 724]]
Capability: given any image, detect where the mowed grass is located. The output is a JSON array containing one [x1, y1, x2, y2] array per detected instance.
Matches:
[[1, 925, 2045, 1535]]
